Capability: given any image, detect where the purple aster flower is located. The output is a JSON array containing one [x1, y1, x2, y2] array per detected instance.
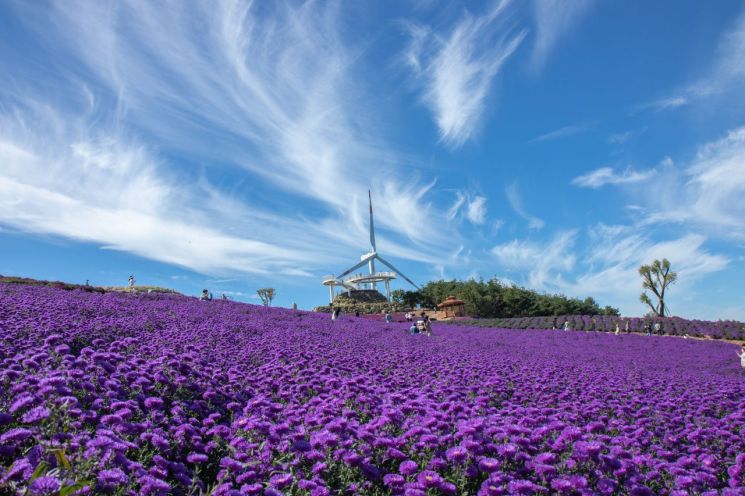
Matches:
[[144, 397, 164, 410], [400, 460, 418, 476], [550, 478, 573, 493], [416, 470, 443, 488], [98, 468, 128, 488], [383, 474, 405, 487], [100, 414, 123, 426], [3, 459, 33, 482], [497, 443, 518, 459], [0, 427, 33, 444], [478, 457, 500, 473], [446, 446, 468, 463], [270, 473, 293, 489], [187, 452, 209, 464], [507, 479, 545, 495], [9, 394, 36, 414], [22, 406, 50, 424], [240, 483, 263, 494], [29, 476, 61, 495], [138, 475, 170, 495], [342, 451, 362, 466]]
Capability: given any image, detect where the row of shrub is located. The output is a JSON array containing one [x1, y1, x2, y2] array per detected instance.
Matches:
[[449, 315, 745, 340]]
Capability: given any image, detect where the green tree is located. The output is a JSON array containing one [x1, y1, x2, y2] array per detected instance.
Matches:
[[639, 258, 677, 317], [416, 278, 618, 318], [391, 289, 423, 308], [257, 288, 276, 307]]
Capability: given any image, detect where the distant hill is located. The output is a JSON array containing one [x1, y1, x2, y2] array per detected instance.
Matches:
[[0, 275, 180, 296]]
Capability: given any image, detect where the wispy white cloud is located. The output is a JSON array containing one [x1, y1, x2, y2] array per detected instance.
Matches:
[[631, 96, 689, 114], [491, 230, 576, 287], [466, 196, 488, 224], [642, 127, 745, 239], [607, 127, 648, 147], [505, 182, 544, 229], [587, 127, 745, 241], [491, 224, 730, 317], [403, 1, 527, 148], [608, 131, 633, 145], [528, 123, 587, 143], [635, 9, 745, 112], [447, 192, 488, 225], [530, 0, 595, 72], [570, 225, 729, 317], [0, 1, 460, 279], [572, 166, 656, 189]]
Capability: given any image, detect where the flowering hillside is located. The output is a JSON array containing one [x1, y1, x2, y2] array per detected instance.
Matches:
[[1, 283, 744, 495]]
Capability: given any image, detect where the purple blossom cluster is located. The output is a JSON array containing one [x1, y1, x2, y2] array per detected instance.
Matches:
[[1, 282, 744, 495]]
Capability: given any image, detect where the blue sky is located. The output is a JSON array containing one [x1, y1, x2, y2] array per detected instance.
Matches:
[[1, 0, 744, 319]]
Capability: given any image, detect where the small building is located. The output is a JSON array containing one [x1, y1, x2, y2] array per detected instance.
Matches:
[[437, 295, 466, 319]]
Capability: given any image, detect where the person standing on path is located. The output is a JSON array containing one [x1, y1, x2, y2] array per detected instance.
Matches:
[[563, 320, 570, 332], [128, 275, 135, 289], [615, 323, 620, 335], [625, 320, 631, 334], [736, 344, 745, 369]]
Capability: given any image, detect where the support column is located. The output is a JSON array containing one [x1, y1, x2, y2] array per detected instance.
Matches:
[[329, 282, 334, 304], [369, 258, 377, 290], [385, 280, 391, 301]]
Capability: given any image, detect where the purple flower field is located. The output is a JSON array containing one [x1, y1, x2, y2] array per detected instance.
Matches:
[[1, 283, 744, 495]]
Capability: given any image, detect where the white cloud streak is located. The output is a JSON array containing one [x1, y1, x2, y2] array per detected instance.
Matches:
[[570, 226, 729, 317], [584, 127, 745, 241], [531, 0, 595, 72], [643, 127, 745, 239], [0, 0, 460, 279], [404, 1, 527, 148], [466, 196, 488, 224], [491, 230, 576, 287], [505, 182, 544, 229], [446, 191, 487, 225], [528, 123, 587, 143], [572, 166, 656, 189], [491, 224, 730, 317], [636, 9, 745, 112]]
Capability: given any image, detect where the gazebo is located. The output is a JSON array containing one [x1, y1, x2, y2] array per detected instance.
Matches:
[[437, 295, 466, 319]]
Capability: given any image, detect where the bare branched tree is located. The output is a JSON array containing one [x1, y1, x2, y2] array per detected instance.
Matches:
[[639, 258, 677, 317]]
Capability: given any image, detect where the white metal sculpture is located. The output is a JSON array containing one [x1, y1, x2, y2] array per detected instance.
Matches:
[[322, 191, 420, 303]]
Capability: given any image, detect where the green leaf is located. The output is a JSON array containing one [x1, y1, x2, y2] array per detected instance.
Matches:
[[29, 460, 49, 483], [59, 482, 86, 496], [54, 448, 73, 471]]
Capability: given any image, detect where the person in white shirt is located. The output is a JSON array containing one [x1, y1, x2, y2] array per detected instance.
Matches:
[[614, 323, 620, 335], [563, 320, 570, 332], [737, 344, 745, 369]]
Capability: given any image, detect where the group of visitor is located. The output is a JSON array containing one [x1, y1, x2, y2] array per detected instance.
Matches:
[[409, 312, 432, 336]]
